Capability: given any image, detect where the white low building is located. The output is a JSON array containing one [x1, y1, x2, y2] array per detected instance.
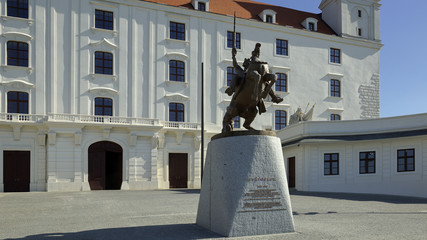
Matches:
[[278, 113, 427, 199], [5, 0, 421, 196]]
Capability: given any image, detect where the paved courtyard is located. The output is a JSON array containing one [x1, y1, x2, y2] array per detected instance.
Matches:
[[0, 190, 426, 240]]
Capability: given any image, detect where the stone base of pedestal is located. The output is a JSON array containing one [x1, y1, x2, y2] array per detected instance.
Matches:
[[196, 131, 295, 237]]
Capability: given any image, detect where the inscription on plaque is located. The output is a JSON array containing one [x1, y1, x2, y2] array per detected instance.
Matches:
[[238, 178, 286, 213]]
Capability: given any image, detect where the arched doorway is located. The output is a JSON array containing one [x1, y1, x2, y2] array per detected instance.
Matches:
[[88, 141, 123, 190]]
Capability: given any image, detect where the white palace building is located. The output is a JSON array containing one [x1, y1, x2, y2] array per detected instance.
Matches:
[[0, 0, 426, 198]]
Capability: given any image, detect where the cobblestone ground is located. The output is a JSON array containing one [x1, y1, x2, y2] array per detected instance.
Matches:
[[0, 190, 426, 240]]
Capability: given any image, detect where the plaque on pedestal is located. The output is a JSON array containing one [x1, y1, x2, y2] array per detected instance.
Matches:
[[196, 131, 295, 237]]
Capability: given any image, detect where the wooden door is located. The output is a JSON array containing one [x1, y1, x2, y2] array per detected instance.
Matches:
[[3, 151, 30, 192], [169, 153, 188, 188], [105, 151, 122, 190], [88, 150, 105, 190], [288, 157, 296, 188], [88, 141, 122, 190]]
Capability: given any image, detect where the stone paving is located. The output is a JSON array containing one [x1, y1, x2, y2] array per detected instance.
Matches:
[[0, 190, 426, 240]]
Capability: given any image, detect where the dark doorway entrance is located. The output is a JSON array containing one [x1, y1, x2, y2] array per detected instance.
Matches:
[[88, 141, 123, 190], [288, 157, 296, 188], [3, 151, 30, 192], [169, 153, 188, 188]]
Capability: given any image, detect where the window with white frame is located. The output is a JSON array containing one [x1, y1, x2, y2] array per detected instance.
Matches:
[[95, 9, 114, 30], [324, 153, 339, 175], [7, 41, 29, 67], [7, 0, 28, 19]]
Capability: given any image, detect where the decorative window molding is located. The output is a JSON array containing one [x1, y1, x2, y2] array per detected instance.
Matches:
[[327, 73, 344, 79], [259, 9, 277, 23], [270, 103, 291, 109], [271, 66, 291, 72], [327, 107, 344, 112], [165, 52, 189, 60], [165, 38, 190, 46], [222, 59, 244, 65], [90, 73, 117, 81], [88, 87, 118, 96], [90, 27, 118, 37], [165, 93, 190, 102], [301, 17, 318, 31], [0, 79, 35, 89], [90, 38, 118, 49], [1, 15, 33, 25], [165, 80, 188, 88], [1, 65, 33, 74], [2, 32, 33, 41]]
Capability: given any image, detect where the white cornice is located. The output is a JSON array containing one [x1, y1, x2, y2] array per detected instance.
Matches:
[[90, 1, 118, 8], [1, 15, 33, 25], [327, 73, 344, 79], [165, 52, 189, 59], [89, 87, 118, 95], [2, 32, 33, 41], [271, 66, 291, 72], [0, 80, 35, 89], [165, 93, 190, 102], [90, 38, 118, 49]]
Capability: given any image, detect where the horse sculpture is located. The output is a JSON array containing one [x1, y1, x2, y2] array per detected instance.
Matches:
[[222, 43, 278, 133]]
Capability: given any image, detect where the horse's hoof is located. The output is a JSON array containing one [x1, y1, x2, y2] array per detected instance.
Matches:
[[243, 124, 255, 131]]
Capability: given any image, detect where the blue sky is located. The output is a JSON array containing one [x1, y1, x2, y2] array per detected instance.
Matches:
[[256, 0, 427, 118]]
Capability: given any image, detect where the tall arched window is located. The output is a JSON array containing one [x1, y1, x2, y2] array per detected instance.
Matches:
[[169, 103, 184, 122], [169, 60, 185, 82], [275, 73, 287, 92], [275, 110, 287, 130], [330, 79, 341, 97]]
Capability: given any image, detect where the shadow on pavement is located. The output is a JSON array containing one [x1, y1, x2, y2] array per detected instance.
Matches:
[[5, 224, 223, 240], [169, 189, 201, 194], [290, 190, 427, 204]]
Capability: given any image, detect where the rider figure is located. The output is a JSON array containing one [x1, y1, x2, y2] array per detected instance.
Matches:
[[225, 44, 283, 104], [225, 47, 249, 96]]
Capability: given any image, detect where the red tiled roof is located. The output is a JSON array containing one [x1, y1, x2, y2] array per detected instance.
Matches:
[[141, 0, 336, 35]]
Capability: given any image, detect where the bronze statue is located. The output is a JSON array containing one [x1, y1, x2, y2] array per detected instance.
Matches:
[[222, 43, 283, 133]]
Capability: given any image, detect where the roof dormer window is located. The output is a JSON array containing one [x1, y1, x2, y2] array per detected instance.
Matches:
[[309, 22, 315, 31], [302, 17, 318, 32], [192, 0, 209, 12], [259, 9, 276, 24], [198, 2, 206, 11]]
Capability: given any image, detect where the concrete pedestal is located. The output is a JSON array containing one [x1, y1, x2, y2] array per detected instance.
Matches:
[[196, 131, 295, 237]]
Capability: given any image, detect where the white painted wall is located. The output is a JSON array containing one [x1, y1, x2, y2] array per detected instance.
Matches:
[[279, 114, 427, 198], [0, 0, 383, 192]]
